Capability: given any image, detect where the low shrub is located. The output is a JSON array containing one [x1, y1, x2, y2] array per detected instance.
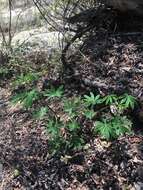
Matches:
[[11, 84, 137, 153]]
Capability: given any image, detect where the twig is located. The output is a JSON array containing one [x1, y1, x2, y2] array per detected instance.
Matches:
[[8, 0, 12, 50], [110, 32, 143, 37]]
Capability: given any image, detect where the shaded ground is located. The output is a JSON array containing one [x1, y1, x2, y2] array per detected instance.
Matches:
[[0, 85, 143, 190], [67, 11, 143, 98]]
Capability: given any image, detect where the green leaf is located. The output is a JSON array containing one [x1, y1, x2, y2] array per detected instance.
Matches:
[[94, 115, 133, 140], [112, 116, 132, 136], [83, 109, 96, 119], [13, 72, 39, 86], [43, 85, 64, 99], [70, 136, 85, 150], [63, 97, 81, 117], [120, 94, 137, 109], [102, 94, 118, 105], [33, 107, 48, 119], [23, 89, 40, 108], [67, 121, 80, 131], [83, 93, 101, 106], [11, 91, 27, 104], [0, 68, 9, 76], [11, 89, 40, 109], [46, 120, 61, 136], [94, 120, 115, 140]]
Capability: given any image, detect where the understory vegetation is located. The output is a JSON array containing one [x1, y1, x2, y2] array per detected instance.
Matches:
[[11, 76, 137, 153]]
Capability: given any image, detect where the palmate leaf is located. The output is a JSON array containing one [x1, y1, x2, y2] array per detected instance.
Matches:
[[115, 124, 132, 136], [112, 116, 132, 136], [0, 68, 9, 76], [43, 85, 64, 99], [67, 121, 80, 131], [94, 120, 115, 140], [22, 89, 40, 108], [64, 100, 74, 115], [46, 120, 60, 136], [33, 107, 48, 119], [63, 97, 81, 116], [69, 136, 85, 150], [11, 91, 27, 104], [102, 94, 118, 105], [83, 93, 101, 106], [120, 94, 137, 109], [94, 116, 132, 140], [13, 72, 39, 86], [11, 89, 40, 109], [83, 109, 96, 119]]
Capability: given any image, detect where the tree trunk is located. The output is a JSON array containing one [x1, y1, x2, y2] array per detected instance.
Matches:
[[106, 0, 143, 16]]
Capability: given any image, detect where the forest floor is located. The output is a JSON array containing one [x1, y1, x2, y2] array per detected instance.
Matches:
[[0, 10, 143, 190]]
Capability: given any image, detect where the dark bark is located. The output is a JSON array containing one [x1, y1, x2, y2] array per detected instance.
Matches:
[[106, 0, 143, 16]]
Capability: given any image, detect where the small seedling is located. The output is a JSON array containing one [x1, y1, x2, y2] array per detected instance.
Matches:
[[83, 93, 101, 107], [67, 121, 80, 131], [119, 94, 137, 109], [83, 109, 96, 120], [13, 72, 39, 86], [94, 116, 132, 140], [102, 94, 118, 105], [33, 107, 48, 119], [43, 85, 64, 99], [11, 89, 40, 109], [63, 97, 81, 117]]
